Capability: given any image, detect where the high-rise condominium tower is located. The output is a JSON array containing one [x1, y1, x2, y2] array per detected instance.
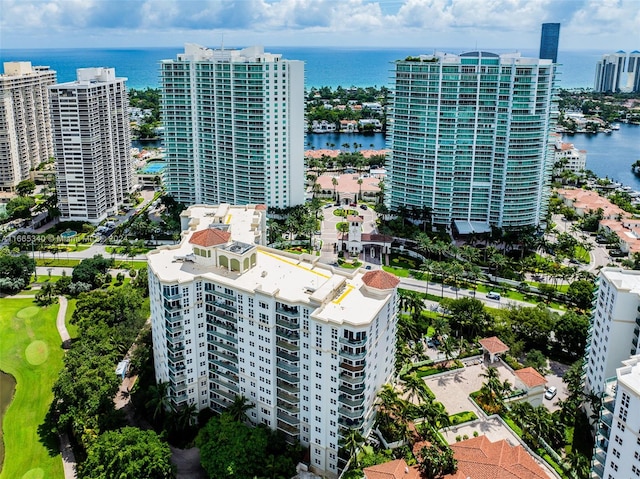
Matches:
[[387, 51, 556, 231], [594, 51, 628, 93], [539, 23, 561, 63], [148, 203, 398, 478], [591, 355, 640, 479], [0, 62, 56, 192], [161, 44, 305, 208], [584, 268, 640, 397], [49, 68, 132, 223]]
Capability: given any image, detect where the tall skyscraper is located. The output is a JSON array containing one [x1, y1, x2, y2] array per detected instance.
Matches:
[[0, 62, 56, 193], [594, 51, 628, 93], [387, 51, 556, 231], [49, 68, 132, 223], [147, 203, 398, 478], [626, 51, 640, 93], [160, 44, 305, 208], [539, 23, 561, 63]]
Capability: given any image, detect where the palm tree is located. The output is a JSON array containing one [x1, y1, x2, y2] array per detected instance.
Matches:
[[340, 428, 365, 468], [172, 402, 198, 432], [146, 381, 169, 423], [357, 178, 363, 201], [420, 260, 433, 297], [447, 261, 464, 298], [478, 366, 505, 407], [439, 335, 457, 365], [331, 177, 339, 201], [403, 372, 430, 404], [226, 394, 254, 423]]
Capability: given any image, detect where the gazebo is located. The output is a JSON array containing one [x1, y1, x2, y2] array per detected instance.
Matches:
[[478, 336, 510, 363]]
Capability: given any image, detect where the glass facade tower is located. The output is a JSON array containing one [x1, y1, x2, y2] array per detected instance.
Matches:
[[539, 23, 560, 63], [161, 44, 305, 208], [388, 51, 557, 230]]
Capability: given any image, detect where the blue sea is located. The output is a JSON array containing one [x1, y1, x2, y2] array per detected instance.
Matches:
[[3, 46, 638, 189], [0, 46, 603, 90]]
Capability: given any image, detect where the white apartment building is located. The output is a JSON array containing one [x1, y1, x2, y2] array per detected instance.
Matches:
[[584, 268, 640, 397], [388, 51, 556, 230], [595, 51, 640, 93], [591, 355, 640, 479], [161, 44, 305, 208], [147, 203, 398, 478], [49, 68, 133, 223], [0, 62, 56, 193], [554, 137, 587, 174]]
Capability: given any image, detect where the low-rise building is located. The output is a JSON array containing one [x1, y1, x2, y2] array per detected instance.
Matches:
[[556, 188, 627, 220], [147, 203, 399, 478], [554, 138, 587, 174]]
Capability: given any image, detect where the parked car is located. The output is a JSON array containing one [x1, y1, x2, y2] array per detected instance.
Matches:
[[360, 204, 368, 210], [486, 292, 501, 300], [544, 386, 557, 400]]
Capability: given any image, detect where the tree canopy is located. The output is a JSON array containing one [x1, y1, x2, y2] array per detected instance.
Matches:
[[197, 412, 300, 479], [78, 427, 175, 479]]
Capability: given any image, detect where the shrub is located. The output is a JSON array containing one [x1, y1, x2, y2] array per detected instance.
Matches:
[[473, 431, 479, 437], [455, 435, 462, 442]]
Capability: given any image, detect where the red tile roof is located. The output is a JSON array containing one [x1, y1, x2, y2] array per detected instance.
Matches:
[[446, 436, 549, 479], [363, 459, 421, 479], [346, 215, 364, 222], [362, 270, 400, 290], [189, 228, 231, 247], [514, 367, 547, 389], [255, 204, 267, 210], [479, 336, 510, 355]]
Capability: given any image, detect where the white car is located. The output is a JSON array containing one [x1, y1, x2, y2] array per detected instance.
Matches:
[[544, 386, 557, 400], [486, 292, 501, 300]]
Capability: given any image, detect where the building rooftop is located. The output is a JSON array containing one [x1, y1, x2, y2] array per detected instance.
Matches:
[[189, 227, 232, 247], [514, 367, 547, 389], [148, 204, 397, 327], [618, 354, 640, 396], [448, 436, 550, 479], [363, 459, 421, 479], [479, 336, 510, 355], [601, 268, 640, 294]]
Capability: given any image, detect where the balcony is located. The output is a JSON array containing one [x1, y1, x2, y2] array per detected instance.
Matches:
[[277, 380, 299, 395], [169, 382, 187, 396], [338, 416, 364, 429], [212, 386, 237, 402], [276, 317, 300, 330], [339, 373, 365, 385], [208, 329, 237, 344], [600, 410, 612, 427], [339, 336, 367, 347], [164, 300, 181, 311], [278, 390, 299, 405], [165, 311, 182, 323], [277, 420, 299, 436], [165, 322, 183, 334], [276, 305, 299, 318], [636, 316, 640, 327], [209, 308, 236, 323], [209, 339, 238, 355], [210, 289, 235, 301], [168, 360, 185, 374], [277, 401, 300, 414], [163, 290, 181, 301], [598, 424, 610, 440], [276, 339, 299, 352], [340, 361, 365, 372], [167, 341, 184, 353], [168, 349, 184, 361], [276, 349, 299, 363], [169, 368, 186, 382], [277, 370, 300, 384], [339, 348, 366, 361], [277, 410, 300, 426], [633, 337, 638, 348], [339, 394, 365, 408], [212, 349, 237, 363], [339, 384, 365, 396], [208, 299, 236, 313], [338, 405, 365, 419], [276, 327, 300, 341], [277, 360, 300, 374], [211, 359, 239, 375]]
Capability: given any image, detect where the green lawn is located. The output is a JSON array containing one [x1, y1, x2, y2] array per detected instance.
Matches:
[[0, 298, 64, 479], [64, 298, 79, 339], [574, 245, 591, 263]]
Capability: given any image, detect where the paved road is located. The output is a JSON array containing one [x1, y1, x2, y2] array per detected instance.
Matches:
[[398, 276, 565, 314]]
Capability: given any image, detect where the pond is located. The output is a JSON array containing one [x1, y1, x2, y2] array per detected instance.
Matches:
[[0, 370, 16, 471]]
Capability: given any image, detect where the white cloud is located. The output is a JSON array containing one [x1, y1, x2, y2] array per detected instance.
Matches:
[[0, 0, 636, 49]]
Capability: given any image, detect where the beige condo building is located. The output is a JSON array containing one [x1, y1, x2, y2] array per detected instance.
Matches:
[[0, 62, 56, 193]]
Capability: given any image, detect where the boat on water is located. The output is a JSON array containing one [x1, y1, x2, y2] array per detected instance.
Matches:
[[611, 123, 621, 130]]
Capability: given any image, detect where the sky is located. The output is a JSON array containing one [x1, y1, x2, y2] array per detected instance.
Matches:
[[1, 0, 638, 51]]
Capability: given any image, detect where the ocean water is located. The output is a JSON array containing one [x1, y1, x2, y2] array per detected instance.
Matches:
[[1, 46, 603, 90]]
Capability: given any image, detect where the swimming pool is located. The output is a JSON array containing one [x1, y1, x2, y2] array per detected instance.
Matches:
[[140, 161, 166, 174]]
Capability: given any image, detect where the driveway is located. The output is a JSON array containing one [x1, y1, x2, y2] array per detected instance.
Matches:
[[544, 360, 570, 412], [424, 361, 517, 416]]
